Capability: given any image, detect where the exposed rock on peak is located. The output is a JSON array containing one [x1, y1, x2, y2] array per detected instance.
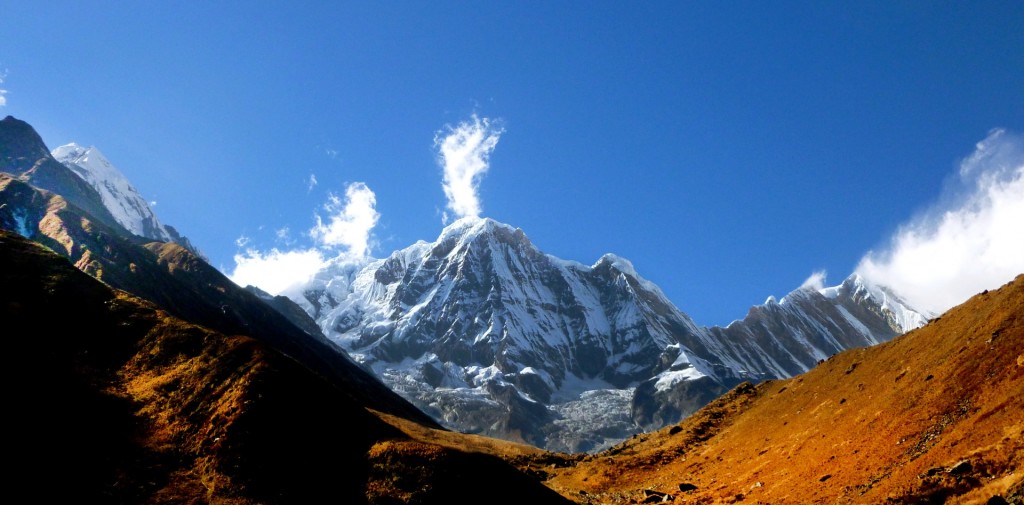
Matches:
[[292, 217, 928, 452]]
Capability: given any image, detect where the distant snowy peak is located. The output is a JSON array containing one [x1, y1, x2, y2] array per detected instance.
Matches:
[[819, 273, 932, 332], [52, 144, 117, 181], [711, 273, 931, 379], [759, 273, 929, 334], [52, 143, 174, 243], [434, 216, 533, 257]]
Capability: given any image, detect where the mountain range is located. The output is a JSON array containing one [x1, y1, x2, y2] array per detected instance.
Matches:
[[0, 114, 930, 453], [0, 114, 573, 504], [542, 273, 1024, 503], [1, 114, 1019, 503], [289, 216, 929, 451]]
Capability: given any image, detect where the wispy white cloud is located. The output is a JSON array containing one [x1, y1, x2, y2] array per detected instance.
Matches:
[[230, 248, 326, 295], [310, 182, 379, 258], [435, 114, 503, 221], [229, 181, 380, 294], [799, 270, 827, 291], [0, 71, 8, 107], [235, 235, 251, 248], [856, 129, 1024, 314], [307, 173, 318, 192]]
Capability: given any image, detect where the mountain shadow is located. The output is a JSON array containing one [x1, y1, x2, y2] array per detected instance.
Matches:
[[1, 229, 576, 504]]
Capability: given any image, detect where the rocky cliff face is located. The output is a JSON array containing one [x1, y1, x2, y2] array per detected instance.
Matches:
[[294, 217, 928, 451]]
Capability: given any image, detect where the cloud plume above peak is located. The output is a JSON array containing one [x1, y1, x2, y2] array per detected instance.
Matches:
[[856, 129, 1024, 314], [436, 115, 503, 221]]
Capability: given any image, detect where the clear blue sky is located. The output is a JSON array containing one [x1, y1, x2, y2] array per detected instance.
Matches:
[[3, 2, 1023, 325]]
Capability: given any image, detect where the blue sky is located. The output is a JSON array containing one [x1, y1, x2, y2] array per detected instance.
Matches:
[[3, 2, 1023, 325]]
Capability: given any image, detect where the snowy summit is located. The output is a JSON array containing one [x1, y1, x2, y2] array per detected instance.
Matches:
[[51, 143, 174, 242]]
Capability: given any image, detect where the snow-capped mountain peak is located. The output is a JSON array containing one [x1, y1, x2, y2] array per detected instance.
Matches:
[[52, 143, 119, 182], [281, 216, 930, 452], [51, 143, 177, 244]]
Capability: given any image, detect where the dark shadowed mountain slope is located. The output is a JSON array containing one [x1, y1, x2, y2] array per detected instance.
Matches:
[[245, 284, 329, 343], [0, 173, 434, 426], [1, 115, 198, 253], [1, 115, 127, 234], [1, 229, 575, 504], [544, 274, 1024, 504]]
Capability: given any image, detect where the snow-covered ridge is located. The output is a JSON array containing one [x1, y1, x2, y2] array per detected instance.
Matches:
[[52, 143, 174, 242], [282, 216, 929, 452], [294, 216, 713, 450], [819, 273, 932, 331]]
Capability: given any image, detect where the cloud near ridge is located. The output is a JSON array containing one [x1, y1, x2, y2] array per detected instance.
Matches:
[[799, 270, 827, 291], [856, 129, 1024, 314], [310, 182, 379, 257], [436, 115, 503, 221], [229, 181, 379, 295], [0, 72, 8, 107], [229, 248, 327, 296]]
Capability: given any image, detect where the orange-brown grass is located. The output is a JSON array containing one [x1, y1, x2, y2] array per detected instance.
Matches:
[[372, 409, 548, 459], [3, 230, 574, 504], [364, 438, 573, 504], [546, 275, 1024, 504]]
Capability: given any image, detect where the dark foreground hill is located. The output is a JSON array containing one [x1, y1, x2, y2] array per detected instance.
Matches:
[[538, 275, 1024, 504], [0, 171, 437, 428], [1, 229, 573, 504]]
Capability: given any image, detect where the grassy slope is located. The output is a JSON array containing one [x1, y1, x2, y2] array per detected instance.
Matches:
[[2, 229, 574, 504], [545, 275, 1023, 504], [0, 173, 438, 427]]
